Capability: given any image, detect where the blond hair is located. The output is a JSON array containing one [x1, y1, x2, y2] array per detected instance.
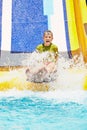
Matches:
[[43, 30, 53, 37]]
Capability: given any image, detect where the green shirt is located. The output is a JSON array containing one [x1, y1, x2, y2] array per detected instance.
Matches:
[[36, 43, 58, 54], [36, 43, 58, 62]]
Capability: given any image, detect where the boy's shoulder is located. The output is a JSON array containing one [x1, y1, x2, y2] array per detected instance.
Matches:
[[37, 44, 43, 48], [36, 43, 44, 52], [51, 43, 58, 48]]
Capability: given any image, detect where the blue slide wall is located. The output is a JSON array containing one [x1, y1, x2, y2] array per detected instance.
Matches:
[[11, 0, 48, 52], [62, 0, 72, 58]]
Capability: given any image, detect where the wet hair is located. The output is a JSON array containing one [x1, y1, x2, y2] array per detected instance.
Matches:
[[43, 30, 53, 37]]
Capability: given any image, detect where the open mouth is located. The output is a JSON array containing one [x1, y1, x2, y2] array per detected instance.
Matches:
[[46, 41, 50, 43]]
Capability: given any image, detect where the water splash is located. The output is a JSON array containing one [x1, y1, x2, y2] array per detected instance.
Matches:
[[0, 52, 87, 103], [22, 51, 58, 82], [23, 52, 86, 89]]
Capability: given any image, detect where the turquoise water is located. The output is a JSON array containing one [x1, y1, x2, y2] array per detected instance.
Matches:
[[0, 91, 87, 130]]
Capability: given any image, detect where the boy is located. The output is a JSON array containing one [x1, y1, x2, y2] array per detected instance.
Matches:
[[36, 30, 58, 61], [26, 30, 58, 82]]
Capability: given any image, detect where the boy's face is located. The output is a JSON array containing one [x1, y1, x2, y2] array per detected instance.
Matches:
[[43, 32, 53, 46]]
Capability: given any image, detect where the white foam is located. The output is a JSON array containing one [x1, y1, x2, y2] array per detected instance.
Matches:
[[0, 52, 87, 104], [0, 89, 87, 105]]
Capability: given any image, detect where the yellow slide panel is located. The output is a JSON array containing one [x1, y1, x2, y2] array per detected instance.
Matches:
[[0, 71, 49, 91], [73, 0, 87, 62], [83, 76, 87, 90], [66, 0, 79, 51], [80, 0, 87, 23], [80, 0, 87, 47]]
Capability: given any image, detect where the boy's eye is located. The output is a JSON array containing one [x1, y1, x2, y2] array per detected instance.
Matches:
[[45, 36, 51, 38]]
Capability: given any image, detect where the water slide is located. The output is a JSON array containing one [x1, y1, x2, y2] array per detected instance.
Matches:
[[0, 0, 87, 91]]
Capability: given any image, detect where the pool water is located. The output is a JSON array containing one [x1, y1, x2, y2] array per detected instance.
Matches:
[[0, 91, 87, 130]]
